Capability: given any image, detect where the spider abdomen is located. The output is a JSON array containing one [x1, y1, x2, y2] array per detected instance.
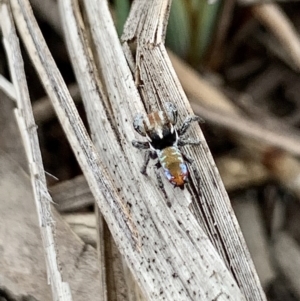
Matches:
[[158, 146, 188, 188]]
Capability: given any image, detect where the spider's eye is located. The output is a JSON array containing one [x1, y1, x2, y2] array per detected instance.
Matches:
[[133, 113, 146, 136], [165, 102, 178, 125]]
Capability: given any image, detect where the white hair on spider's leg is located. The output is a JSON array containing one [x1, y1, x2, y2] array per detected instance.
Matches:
[[133, 113, 146, 136]]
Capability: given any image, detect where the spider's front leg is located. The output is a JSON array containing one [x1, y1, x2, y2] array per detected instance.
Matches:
[[178, 138, 202, 147], [178, 115, 203, 137], [132, 140, 150, 150], [140, 150, 157, 175], [132, 140, 154, 175]]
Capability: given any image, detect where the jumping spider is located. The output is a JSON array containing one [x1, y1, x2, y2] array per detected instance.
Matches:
[[132, 102, 202, 196]]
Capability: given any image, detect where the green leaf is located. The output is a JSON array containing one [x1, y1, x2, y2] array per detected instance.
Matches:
[[114, 0, 131, 36], [166, 0, 191, 58]]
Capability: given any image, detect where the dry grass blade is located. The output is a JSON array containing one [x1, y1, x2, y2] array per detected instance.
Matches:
[[33, 84, 80, 124], [191, 101, 300, 157], [58, 0, 250, 299], [51, 175, 94, 213], [251, 3, 300, 72], [274, 232, 300, 300], [122, 1, 266, 301], [0, 2, 72, 300], [0, 74, 16, 100], [233, 198, 275, 287], [10, 0, 140, 244]]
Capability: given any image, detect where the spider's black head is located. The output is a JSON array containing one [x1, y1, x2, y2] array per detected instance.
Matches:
[[148, 126, 177, 150]]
